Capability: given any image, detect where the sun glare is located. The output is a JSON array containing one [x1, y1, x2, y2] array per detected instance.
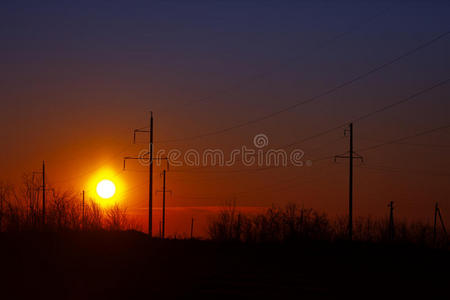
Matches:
[[96, 179, 116, 199], [87, 168, 123, 206]]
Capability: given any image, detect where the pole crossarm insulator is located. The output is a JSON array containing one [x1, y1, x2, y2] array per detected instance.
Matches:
[[133, 129, 151, 143], [123, 156, 141, 170], [334, 153, 364, 162]]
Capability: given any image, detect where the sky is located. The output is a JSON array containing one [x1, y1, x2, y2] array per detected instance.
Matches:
[[1, 0, 450, 236]]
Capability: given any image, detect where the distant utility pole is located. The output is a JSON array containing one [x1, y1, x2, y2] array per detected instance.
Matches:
[[190, 217, 194, 239], [33, 160, 55, 230], [388, 201, 395, 241], [433, 202, 447, 245], [335, 123, 363, 241], [82, 190, 85, 230], [33, 161, 47, 228], [157, 169, 171, 239], [162, 169, 166, 239]]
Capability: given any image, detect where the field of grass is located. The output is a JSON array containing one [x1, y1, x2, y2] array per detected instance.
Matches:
[[0, 231, 448, 299]]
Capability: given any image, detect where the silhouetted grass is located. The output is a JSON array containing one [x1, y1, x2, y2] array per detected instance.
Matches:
[[0, 177, 138, 233], [208, 202, 448, 248]]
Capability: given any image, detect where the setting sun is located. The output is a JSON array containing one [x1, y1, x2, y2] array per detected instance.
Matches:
[[96, 179, 116, 199]]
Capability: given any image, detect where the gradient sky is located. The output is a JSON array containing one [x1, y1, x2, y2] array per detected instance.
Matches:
[[1, 1, 450, 236]]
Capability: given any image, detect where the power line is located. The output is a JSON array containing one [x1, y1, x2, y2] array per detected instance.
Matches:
[[130, 119, 450, 200], [358, 165, 450, 178], [176, 124, 450, 197], [158, 30, 449, 143], [77, 76, 447, 183], [172, 5, 394, 110], [359, 138, 450, 148], [281, 77, 450, 150], [157, 77, 450, 175], [358, 123, 450, 153], [175, 122, 450, 197]]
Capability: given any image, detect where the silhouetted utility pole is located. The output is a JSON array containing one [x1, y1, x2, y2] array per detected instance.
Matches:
[[82, 190, 85, 230], [33, 161, 47, 228], [157, 168, 171, 239], [335, 123, 363, 241], [190, 217, 194, 239], [123, 112, 156, 237], [149, 113, 153, 238], [433, 202, 447, 245], [162, 169, 166, 239], [30, 161, 55, 227], [388, 201, 395, 241]]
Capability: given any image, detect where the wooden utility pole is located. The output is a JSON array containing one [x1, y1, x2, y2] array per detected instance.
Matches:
[[190, 217, 194, 239], [335, 123, 363, 241]]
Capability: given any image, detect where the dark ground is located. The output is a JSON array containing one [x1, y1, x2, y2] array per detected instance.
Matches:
[[0, 231, 448, 299]]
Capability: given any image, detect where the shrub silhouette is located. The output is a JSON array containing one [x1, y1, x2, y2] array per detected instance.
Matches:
[[0, 176, 134, 233], [208, 202, 448, 248]]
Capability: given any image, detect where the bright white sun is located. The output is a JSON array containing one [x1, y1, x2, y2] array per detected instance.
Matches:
[[96, 179, 116, 199]]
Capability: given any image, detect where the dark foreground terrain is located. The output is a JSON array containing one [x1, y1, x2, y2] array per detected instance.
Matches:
[[0, 231, 448, 299]]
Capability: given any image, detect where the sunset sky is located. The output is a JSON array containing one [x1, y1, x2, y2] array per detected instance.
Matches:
[[1, 1, 450, 236]]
